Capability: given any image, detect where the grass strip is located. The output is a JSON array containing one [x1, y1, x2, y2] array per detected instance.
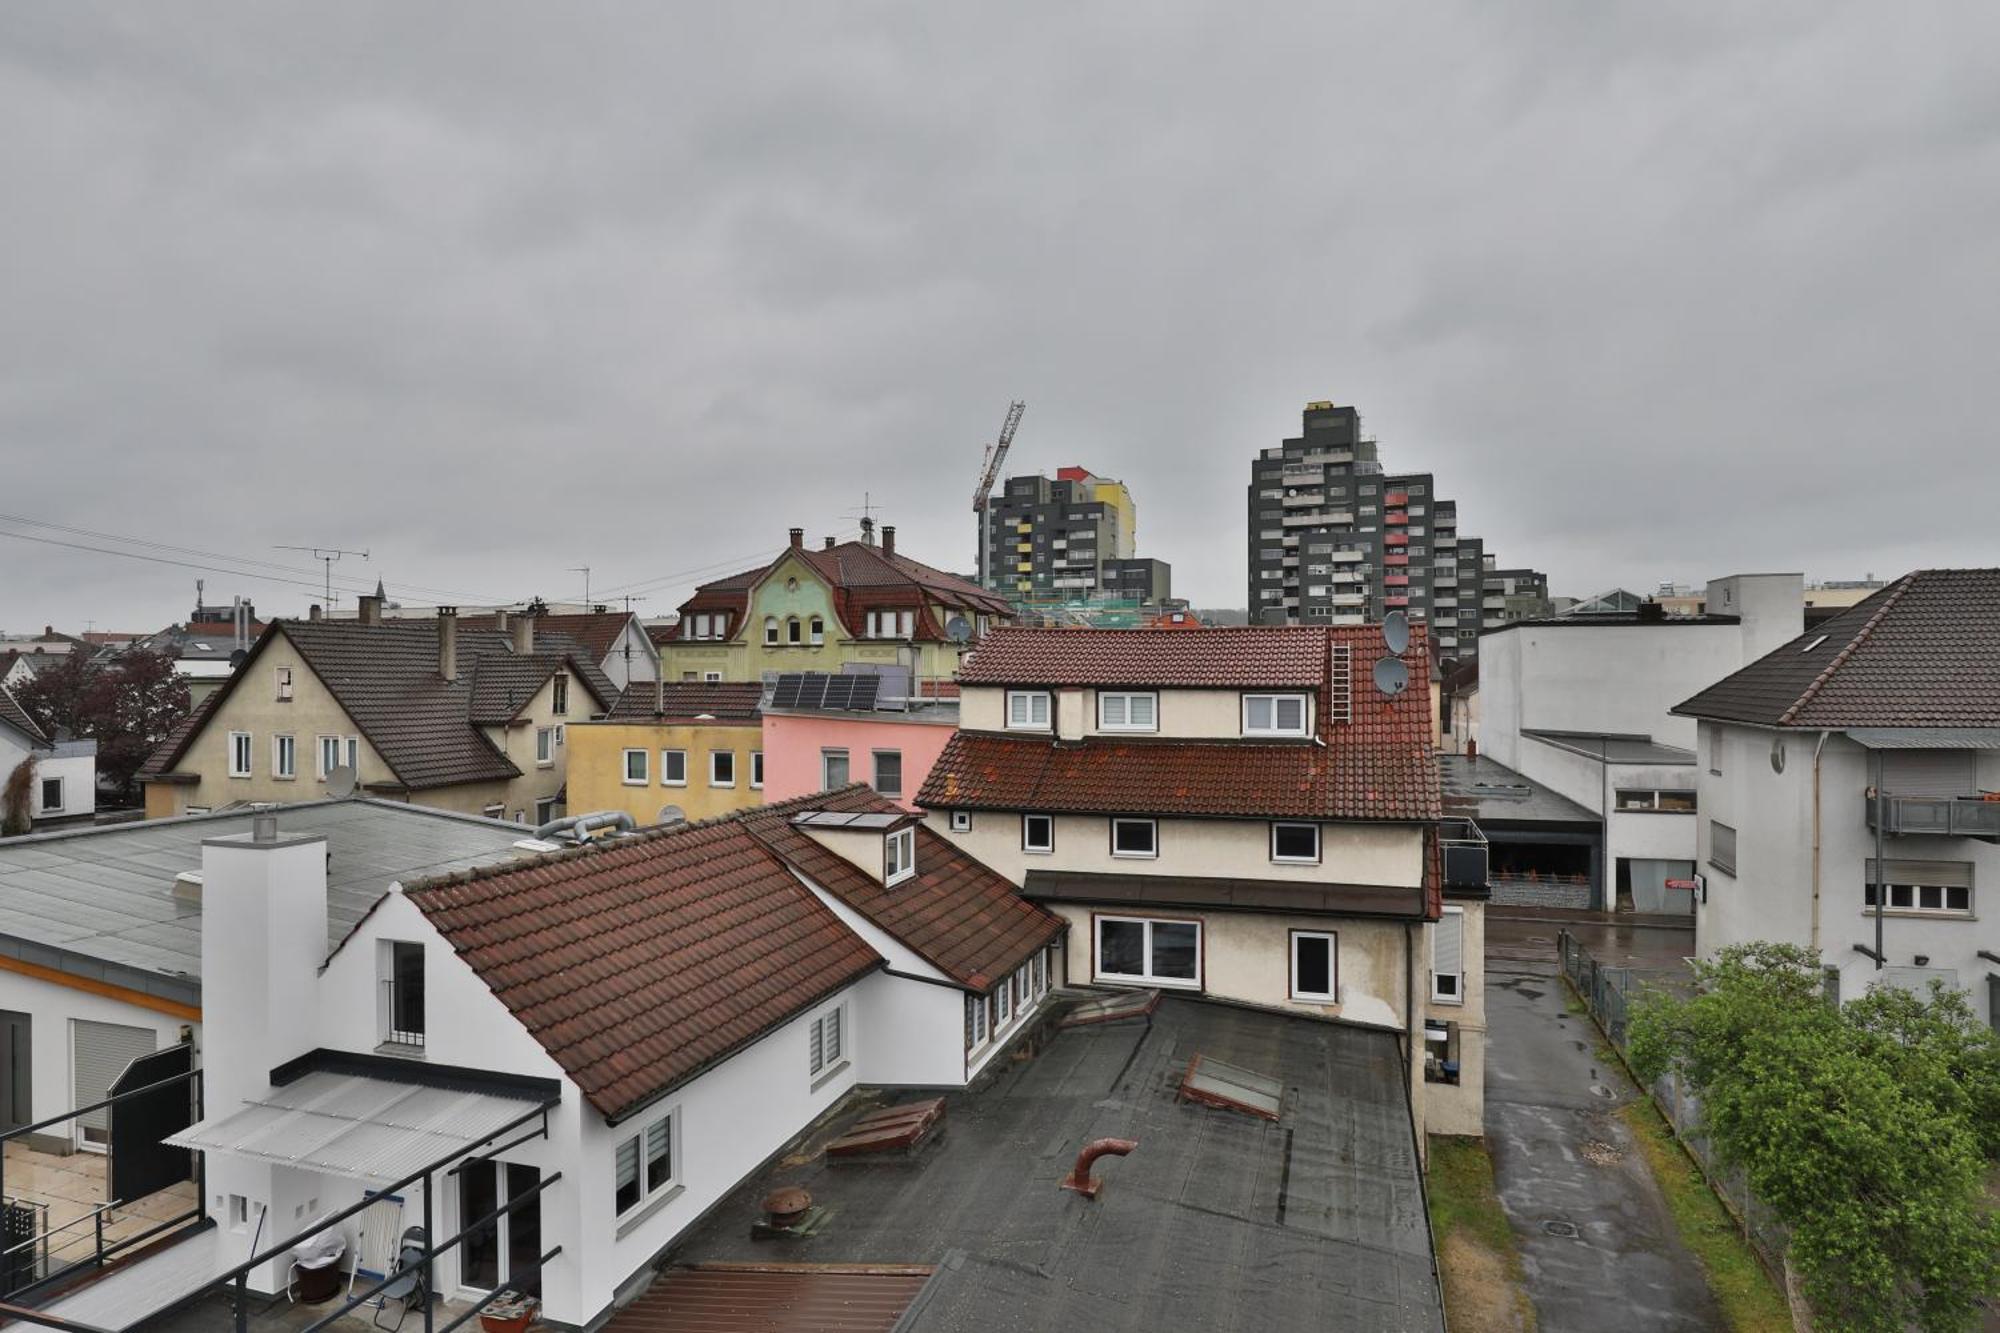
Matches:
[[1427, 1135, 1535, 1332]]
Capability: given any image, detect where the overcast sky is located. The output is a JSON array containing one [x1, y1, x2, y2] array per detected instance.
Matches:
[[3, 2, 1997, 633]]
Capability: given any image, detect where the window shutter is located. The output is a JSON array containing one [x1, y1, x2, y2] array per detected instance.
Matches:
[[73, 1021, 156, 1135], [825, 1008, 841, 1063], [615, 1135, 640, 1189], [1434, 911, 1464, 983], [809, 1020, 824, 1074], [1102, 695, 1125, 727], [1882, 751, 1976, 798], [1131, 694, 1155, 728]]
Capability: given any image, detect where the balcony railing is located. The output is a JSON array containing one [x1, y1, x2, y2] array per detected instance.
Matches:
[[1440, 818, 1489, 891], [1866, 793, 2000, 839]]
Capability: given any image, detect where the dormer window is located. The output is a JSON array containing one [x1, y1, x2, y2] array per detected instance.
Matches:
[[1007, 690, 1051, 730], [1243, 693, 1308, 737], [884, 825, 916, 886]]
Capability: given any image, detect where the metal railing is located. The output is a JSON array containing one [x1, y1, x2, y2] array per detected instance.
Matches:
[[1438, 818, 1489, 892], [383, 978, 427, 1048], [1865, 792, 2000, 838]]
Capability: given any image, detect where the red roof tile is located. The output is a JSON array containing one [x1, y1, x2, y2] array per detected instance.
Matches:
[[406, 814, 882, 1121], [607, 682, 764, 723], [958, 626, 1334, 687]]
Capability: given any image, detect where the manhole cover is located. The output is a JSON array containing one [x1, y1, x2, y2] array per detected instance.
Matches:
[[1542, 1219, 1580, 1238], [1580, 1140, 1621, 1166]]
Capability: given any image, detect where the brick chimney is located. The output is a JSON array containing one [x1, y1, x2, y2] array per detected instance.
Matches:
[[882, 525, 896, 559], [438, 607, 458, 682], [308, 604, 323, 622], [824, 536, 836, 550], [789, 527, 805, 551], [513, 614, 535, 655], [358, 594, 383, 626]]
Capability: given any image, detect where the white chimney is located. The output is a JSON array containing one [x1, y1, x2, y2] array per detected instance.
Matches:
[[513, 615, 535, 655]]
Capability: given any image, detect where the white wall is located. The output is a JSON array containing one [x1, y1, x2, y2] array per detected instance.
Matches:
[[30, 747, 95, 821], [939, 812, 1422, 888], [957, 685, 1313, 741], [0, 968, 184, 1143]]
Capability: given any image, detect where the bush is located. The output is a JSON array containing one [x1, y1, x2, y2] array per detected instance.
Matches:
[[1629, 943, 2000, 1333]]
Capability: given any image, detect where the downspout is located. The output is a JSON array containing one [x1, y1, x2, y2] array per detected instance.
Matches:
[[1405, 920, 1420, 1131], [1809, 730, 1830, 954]]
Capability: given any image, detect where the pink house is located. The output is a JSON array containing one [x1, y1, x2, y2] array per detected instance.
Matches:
[[762, 704, 958, 811]]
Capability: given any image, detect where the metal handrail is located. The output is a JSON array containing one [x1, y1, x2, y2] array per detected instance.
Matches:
[[0, 1068, 201, 1145], [1, 1202, 118, 1260]]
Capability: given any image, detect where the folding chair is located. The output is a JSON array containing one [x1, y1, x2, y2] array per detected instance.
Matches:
[[348, 1195, 406, 1307], [373, 1226, 430, 1332]]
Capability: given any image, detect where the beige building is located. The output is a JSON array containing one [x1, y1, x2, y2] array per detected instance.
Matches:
[[920, 624, 1489, 1143], [140, 601, 615, 825]]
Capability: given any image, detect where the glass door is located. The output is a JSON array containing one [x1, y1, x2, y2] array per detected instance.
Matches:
[[457, 1163, 540, 1296]]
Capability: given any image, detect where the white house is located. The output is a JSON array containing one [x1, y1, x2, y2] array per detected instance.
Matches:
[[1475, 572, 1804, 911], [1673, 568, 2000, 1023], [36, 787, 1062, 1329], [0, 684, 96, 832]]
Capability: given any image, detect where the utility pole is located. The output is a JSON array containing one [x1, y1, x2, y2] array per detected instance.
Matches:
[[620, 594, 647, 679], [276, 545, 370, 611]]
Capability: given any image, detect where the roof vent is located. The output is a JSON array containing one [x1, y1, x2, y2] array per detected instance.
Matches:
[[172, 870, 203, 904], [1177, 1054, 1283, 1121]]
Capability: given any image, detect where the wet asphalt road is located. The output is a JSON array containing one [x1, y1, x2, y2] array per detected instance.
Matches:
[[1483, 918, 1724, 1332]]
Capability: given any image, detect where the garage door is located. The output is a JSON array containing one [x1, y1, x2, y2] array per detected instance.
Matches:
[[73, 1021, 156, 1149]]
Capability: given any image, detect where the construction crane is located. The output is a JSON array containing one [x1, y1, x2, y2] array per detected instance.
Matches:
[[972, 400, 1026, 590]]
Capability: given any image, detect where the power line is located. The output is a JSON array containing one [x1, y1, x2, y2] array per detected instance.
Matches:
[[593, 527, 864, 601]]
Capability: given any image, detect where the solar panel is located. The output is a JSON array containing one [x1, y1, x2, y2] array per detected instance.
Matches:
[[848, 676, 880, 710], [820, 676, 859, 710], [771, 674, 807, 708], [797, 675, 830, 709]]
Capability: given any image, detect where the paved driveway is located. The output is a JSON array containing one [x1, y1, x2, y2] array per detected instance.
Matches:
[[1484, 920, 1721, 1332]]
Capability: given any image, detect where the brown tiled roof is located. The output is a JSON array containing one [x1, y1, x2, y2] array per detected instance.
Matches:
[[661, 538, 1011, 644], [606, 682, 764, 723], [138, 619, 615, 791], [923, 623, 1440, 822], [138, 693, 218, 778], [405, 813, 883, 1121], [458, 611, 636, 663], [603, 1266, 931, 1333], [957, 626, 1333, 687], [0, 684, 45, 745], [1674, 570, 2000, 727], [740, 786, 1064, 991]]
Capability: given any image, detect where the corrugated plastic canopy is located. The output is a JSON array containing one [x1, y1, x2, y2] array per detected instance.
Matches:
[[1845, 727, 2000, 749], [169, 1070, 548, 1183]]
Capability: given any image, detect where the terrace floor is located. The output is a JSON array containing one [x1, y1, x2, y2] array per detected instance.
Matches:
[[4, 1140, 200, 1275]]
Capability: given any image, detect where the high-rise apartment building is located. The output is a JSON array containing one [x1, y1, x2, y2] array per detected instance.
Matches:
[[1247, 401, 1540, 664], [982, 466, 1172, 602]]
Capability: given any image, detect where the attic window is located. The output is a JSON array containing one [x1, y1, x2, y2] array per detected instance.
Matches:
[[884, 826, 916, 886], [1800, 635, 1828, 653]]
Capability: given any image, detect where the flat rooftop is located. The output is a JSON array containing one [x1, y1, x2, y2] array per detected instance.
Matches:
[[1439, 753, 1599, 826], [653, 995, 1443, 1332], [1522, 730, 1696, 766], [0, 799, 528, 1003]]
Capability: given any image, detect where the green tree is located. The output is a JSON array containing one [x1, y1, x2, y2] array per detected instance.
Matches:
[[1629, 943, 2000, 1333], [14, 649, 190, 801]]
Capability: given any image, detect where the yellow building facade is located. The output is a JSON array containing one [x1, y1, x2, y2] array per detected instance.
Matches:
[[565, 717, 765, 825]]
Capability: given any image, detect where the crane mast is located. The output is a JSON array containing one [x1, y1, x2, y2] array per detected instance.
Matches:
[[973, 400, 1027, 590]]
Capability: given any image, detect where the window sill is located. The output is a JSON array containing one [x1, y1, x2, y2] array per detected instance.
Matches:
[[1271, 856, 1321, 866], [1290, 993, 1339, 1007], [1097, 974, 1199, 991], [614, 1183, 685, 1240], [622, 780, 649, 787], [662, 781, 688, 788], [1707, 864, 1735, 878], [710, 782, 736, 789], [1111, 852, 1159, 860], [1858, 909, 1975, 921], [809, 1059, 852, 1094], [374, 1041, 426, 1061]]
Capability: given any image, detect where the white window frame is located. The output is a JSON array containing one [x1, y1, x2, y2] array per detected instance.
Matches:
[[709, 750, 735, 788], [317, 735, 341, 780], [536, 727, 555, 768], [344, 736, 359, 771], [1271, 821, 1320, 864], [808, 1002, 847, 1078], [272, 734, 296, 781], [703, 671, 723, 683], [1097, 691, 1158, 733], [1093, 914, 1202, 989], [1432, 906, 1466, 1004], [660, 749, 688, 787], [950, 810, 973, 833], [1006, 690, 1052, 731], [36, 775, 63, 814], [995, 976, 1011, 1025], [884, 826, 915, 886], [1110, 817, 1158, 859], [764, 616, 779, 646], [871, 749, 903, 797], [966, 992, 988, 1049], [1022, 813, 1054, 854], [228, 731, 252, 778], [821, 748, 850, 790], [1242, 693, 1309, 737], [622, 749, 649, 785], [1290, 929, 1338, 1003], [552, 675, 568, 717], [750, 751, 764, 790], [809, 617, 825, 645], [613, 1108, 680, 1217], [275, 666, 293, 701]]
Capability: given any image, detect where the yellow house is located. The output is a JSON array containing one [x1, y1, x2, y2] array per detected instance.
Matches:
[[565, 682, 766, 824], [140, 602, 615, 826], [657, 522, 1014, 685]]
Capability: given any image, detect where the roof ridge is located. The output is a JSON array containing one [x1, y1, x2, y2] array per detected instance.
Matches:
[[1777, 572, 1919, 726]]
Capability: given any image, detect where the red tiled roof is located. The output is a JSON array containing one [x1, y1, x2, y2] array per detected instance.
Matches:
[[740, 786, 1064, 991], [957, 626, 1333, 687], [405, 813, 883, 1121], [607, 682, 764, 723], [1675, 569, 2000, 727], [924, 623, 1440, 822]]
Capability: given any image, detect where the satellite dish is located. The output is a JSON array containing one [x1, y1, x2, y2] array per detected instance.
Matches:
[[1382, 611, 1410, 657], [228, 648, 249, 669], [1373, 657, 1410, 698], [326, 764, 357, 798], [656, 805, 686, 826], [945, 616, 972, 643]]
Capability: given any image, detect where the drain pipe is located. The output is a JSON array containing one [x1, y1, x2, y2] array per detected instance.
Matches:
[[1816, 728, 1832, 956]]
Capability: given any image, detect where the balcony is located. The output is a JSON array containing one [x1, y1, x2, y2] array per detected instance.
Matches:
[[1283, 491, 1326, 506], [1384, 491, 1409, 506], [1329, 550, 1363, 563], [1329, 593, 1365, 607], [1441, 818, 1489, 892], [1435, 534, 1457, 547], [1385, 513, 1408, 526], [1385, 595, 1410, 608], [1866, 793, 2000, 839], [1384, 531, 1408, 547], [1385, 574, 1410, 587], [1385, 554, 1410, 568], [1301, 450, 1353, 465]]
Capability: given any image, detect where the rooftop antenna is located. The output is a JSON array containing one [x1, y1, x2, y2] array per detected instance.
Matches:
[[569, 566, 592, 608], [275, 545, 371, 611]]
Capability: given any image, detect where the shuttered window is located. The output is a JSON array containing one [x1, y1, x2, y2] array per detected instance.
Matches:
[[1881, 750, 1976, 799], [1432, 908, 1465, 1003], [1709, 821, 1737, 876], [73, 1021, 156, 1146]]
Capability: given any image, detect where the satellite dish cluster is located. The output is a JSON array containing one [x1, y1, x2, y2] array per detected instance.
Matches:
[[1374, 610, 1413, 699]]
